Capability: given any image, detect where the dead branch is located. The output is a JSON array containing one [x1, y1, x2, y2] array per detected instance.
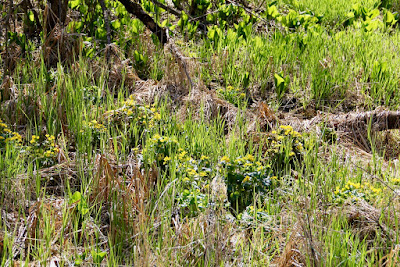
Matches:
[[150, 0, 181, 17], [333, 110, 400, 132], [118, 0, 168, 44], [226, 0, 269, 24], [167, 32, 194, 90]]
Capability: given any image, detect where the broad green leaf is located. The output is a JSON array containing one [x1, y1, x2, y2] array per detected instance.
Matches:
[[268, 5, 279, 18], [28, 10, 34, 22], [384, 10, 398, 26], [367, 9, 380, 19], [69, 0, 80, 9], [111, 19, 121, 29], [274, 73, 284, 87], [69, 191, 82, 204], [92, 251, 107, 264], [161, 19, 168, 28]]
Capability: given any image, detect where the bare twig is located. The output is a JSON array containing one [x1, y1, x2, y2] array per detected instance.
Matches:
[[226, 0, 269, 24], [150, 0, 181, 17]]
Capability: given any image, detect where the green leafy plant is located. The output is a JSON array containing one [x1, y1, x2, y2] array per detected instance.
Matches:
[[104, 96, 162, 145], [217, 86, 247, 107], [266, 125, 304, 172], [383, 9, 399, 27], [25, 134, 59, 167], [81, 119, 106, 147], [0, 119, 22, 148], [278, 10, 320, 30], [333, 181, 382, 203], [143, 134, 179, 167], [69, 191, 90, 216], [176, 189, 209, 217], [274, 73, 290, 100], [264, 5, 279, 20], [91, 250, 107, 264], [219, 154, 273, 213]]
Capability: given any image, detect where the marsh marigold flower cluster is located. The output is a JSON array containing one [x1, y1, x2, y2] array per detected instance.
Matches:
[[267, 125, 304, 168], [334, 180, 382, 203], [217, 86, 247, 107], [27, 134, 59, 165], [105, 95, 162, 129], [0, 119, 22, 146]]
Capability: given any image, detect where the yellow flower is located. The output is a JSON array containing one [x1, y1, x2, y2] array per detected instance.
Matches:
[[178, 151, 187, 160], [280, 125, 293, 131], [199, 171, 208, 177], [153, 112, 161, 120], [187, 169, 197, 176], [391, 178, 400, 184], [242, 176, 251, 183], [46, 135, 55, 141], [30, 135, 39, 144], [334, 187, 340, 194], [200, 155, 209, 160], [235, 158, 243, 164], [289, 152, 295, 157], [244, 162, 253, 168], [245, 154, 255, 162], [284, 129, 292, 135], [220, 156, 230, 163], [292, 131, 302, 138]]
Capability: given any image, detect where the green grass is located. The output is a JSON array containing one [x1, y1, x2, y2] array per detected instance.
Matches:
[[278, 0, 380, 23], [1, 0, 400, 265]]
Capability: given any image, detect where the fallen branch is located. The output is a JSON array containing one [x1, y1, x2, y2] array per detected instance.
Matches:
[[167, 31, 194, 90], [333, 110, 400, 132]]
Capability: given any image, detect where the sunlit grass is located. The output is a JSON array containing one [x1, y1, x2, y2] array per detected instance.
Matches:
[[1, 0, 400, 265]]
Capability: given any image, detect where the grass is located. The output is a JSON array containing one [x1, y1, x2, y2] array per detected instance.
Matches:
[[279, 0, 380, 23], [1, 0, 400, 265]]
